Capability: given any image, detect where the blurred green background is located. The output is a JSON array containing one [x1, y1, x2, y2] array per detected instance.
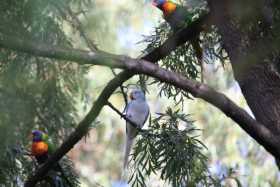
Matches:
[[0, 0, 279, 186]]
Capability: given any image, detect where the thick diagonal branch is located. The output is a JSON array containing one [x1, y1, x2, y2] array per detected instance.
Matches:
[[23, 14, 211, 186], [12, 13, 277, 185], [9, 13, 280, 185]]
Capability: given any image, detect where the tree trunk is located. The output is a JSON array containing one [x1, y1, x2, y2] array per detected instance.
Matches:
[[237, 62, 280, 134], [208, 0, 280, 159]]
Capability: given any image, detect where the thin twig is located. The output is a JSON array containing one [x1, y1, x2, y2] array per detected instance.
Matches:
[[64, 3, 129, 107], [106, 102, 141, 130], [106, 102, 154, 139], [53, 1, 98, 51], [65, 6, 98, 51], [110, 69, 128, 105]]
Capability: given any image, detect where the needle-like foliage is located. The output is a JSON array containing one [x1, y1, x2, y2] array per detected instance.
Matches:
[[140, 2, 226, 105], [129, 108, 220, 187], [0, 0, 93, 186]]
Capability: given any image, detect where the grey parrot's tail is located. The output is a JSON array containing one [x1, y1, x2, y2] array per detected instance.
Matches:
[[123, 136, 134, 169]]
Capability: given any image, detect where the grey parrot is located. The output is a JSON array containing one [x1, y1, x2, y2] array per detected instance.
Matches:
[[123, 89, 150, 168]]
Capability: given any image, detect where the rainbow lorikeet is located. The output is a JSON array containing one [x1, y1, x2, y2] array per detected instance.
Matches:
[[31, 130, 72, 187], [152, 0, 204, 82], [31, 130, 53, 164]]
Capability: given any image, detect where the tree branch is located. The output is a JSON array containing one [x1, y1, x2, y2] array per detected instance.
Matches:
[[24, 71, 134, 187], [0, 13, 210, 67], [16, 5, 280, 187], [16, 13, 279, 185], [111, 69, 128, 105], [23, 15, 210, 186], [14, 13, 280, 185]]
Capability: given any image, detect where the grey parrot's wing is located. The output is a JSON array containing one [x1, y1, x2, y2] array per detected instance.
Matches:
[[122, 101, 132, 115], [125, 101, 133, 134], [141, 104, 150, 128]]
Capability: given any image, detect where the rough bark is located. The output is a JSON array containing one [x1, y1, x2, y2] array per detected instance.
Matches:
[[238, 62, 280, 135], [208, 0, 280, 158]]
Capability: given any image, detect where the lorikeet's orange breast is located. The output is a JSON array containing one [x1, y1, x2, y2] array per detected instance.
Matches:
[[32, 141, 48, 156], [162, 2, 177, 16]]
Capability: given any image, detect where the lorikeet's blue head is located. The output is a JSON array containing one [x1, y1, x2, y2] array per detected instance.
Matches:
[[152, 0, 177, 16], [152, 0, 166, 8], [32, 130, 43, 142]]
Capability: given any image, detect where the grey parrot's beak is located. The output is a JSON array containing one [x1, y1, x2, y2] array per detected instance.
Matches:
[[130, 93, 135, 100]]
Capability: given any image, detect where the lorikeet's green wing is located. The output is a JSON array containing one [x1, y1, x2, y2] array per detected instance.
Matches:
[[42, 133, 56, 154], [164, 5, 194, 32], [46, 139, 56, 154]]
